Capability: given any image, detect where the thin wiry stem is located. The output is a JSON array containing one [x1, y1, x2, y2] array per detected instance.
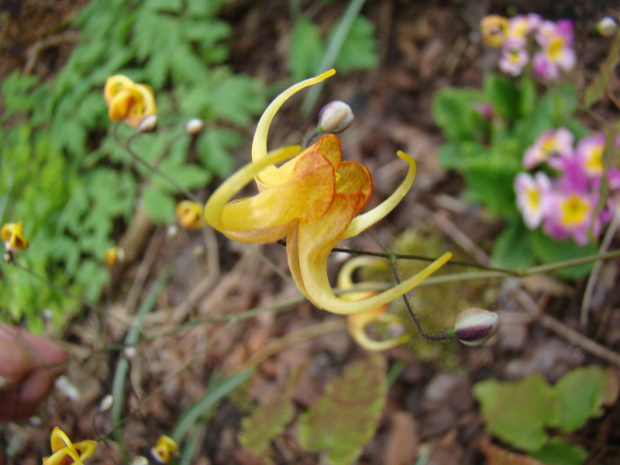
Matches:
[[367, 231, 453, 342], [112, 123, 201, 203]]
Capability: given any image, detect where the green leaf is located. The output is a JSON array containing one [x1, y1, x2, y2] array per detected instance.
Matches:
[[210, 75, 266, 126], [142, 186, 176, 223], [239, 395, 294, 457], [432, 87, 486, 142], [529, 437, 588, 465], [197, 128, 241, 177], [553, 366, 619, 433], [462, 154, 521, 215], [530, 230, 597, 280], [297, 355, 387, 465], [491, 219, 535, 269], [290, 18, 325, 80], [332, 16, 378, 73], [484, 73, 521, 121], [473, 374, 559, 451], [519, 74, 537, 117]]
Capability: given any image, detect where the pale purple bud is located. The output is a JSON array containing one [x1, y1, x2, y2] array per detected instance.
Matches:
[[596, 17, 618, 38], [453, 308, 499, 346], [318, 100, 354, 133], [138, 114, 159, 133], [184, 118, 204, 136]]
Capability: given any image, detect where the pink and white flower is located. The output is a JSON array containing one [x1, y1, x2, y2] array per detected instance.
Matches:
[[499, 38, 529, 76], [515, 172, 552, 228], [523, 127, 574, 169], [507, 14, 543, 40], [542, 187, 601, 245], [532, 20, 576, 80]]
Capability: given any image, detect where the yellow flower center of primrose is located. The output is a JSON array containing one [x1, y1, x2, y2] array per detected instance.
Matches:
[[560, 195, 590, 226]]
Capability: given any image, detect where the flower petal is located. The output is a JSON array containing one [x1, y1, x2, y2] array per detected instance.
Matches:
[[205, 149, 337, 243], [104, 75, 135, 105], [342, 151, 415, 238], [252, 70, 336, 173], [293, 193, 452, 313]]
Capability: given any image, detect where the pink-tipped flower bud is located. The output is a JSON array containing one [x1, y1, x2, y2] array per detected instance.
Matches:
[[184, 118, 204, 136], [596, 17, 618, 38], [138, 114, 158, 133], [453, 307, 499, 346], [318, 100, 354, 134]]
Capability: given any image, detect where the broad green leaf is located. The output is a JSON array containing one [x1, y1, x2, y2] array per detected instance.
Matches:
[[473, 374, 559, 451], [332, 17, 378, 73], [491, 219, 535, 269], [290, 18, 324, 80], [432, 88, 486, 142], [239, 395, 294, 457], [553, 366, 619, 433], [529, 437, 588, 465], [519, 74, 537, 117], [484, 73, 521, 121], [297, 355, 387, 465], [530, 230, 596, 280], [462, 154, 521, 215]]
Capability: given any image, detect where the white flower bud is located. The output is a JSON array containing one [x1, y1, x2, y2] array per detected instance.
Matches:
[[99, 394, 114, 412], [184, 118, 204, 136], [124, 346, 137, 359], [138, 114, 159, 133], [596, 17, 618, 37], [453, 307, 499, 346], [131, 456, 149, 465], [318, 100, 354, 133], [55, 375, 80, 402], [166, 225, 179, 238]]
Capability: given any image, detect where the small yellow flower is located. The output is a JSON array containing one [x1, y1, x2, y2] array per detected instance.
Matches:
[[338, 257, 410, 351], [151, 435, 178, 464], [204, 70, 451, 315], [480, 15, 509, 47], [42, 427, 97, 465], [1, 221, 29, 252], [176, 200, 204, 230], [104, 247, 124, 266], [104, 75, 156, 127]]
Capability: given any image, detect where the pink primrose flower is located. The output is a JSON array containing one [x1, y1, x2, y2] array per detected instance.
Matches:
[[515, 171, 552, 228], [575, 133, 605, 178], [523, 127, 574, 169], [542, 186, 601, 245], [507, 14, 543, 40], [533, 19, 576, 80], [499, 38, 529, 76]]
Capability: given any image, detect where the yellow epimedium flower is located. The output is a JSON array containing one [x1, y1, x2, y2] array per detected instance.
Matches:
[[204, 70, 452, 315], [104, 74, 156, 127], [2, 221, 29, 261], [176, 200, 204, 230], [338, 257, 410, 351], [151, 435, 178, 464], [104, 247, 124, 266], [480, 15, 509, 47], [42, 427, 97, 465]]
